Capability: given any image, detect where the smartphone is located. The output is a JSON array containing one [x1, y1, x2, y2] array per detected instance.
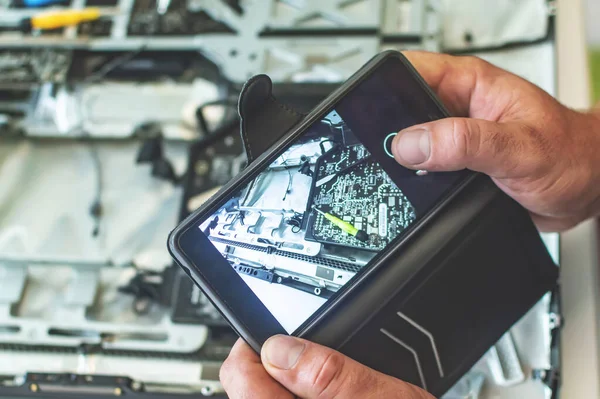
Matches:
[[168, 51, 473, 351]]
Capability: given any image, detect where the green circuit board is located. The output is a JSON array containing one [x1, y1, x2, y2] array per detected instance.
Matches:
[[308, 145, 417, 251]]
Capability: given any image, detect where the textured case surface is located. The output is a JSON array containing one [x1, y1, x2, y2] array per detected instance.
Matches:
[[237, 73, 559, 397]]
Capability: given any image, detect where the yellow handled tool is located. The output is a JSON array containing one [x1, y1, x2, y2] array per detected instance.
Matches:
[[0, 8, 107, 32], [30, 8, 102, 30], [313, 207, 368, 242]]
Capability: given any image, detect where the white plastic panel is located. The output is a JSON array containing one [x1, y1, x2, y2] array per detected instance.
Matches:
[[0, 140, 186, 268], [267, 0, 384, 29], [441, 0, 550, 51]]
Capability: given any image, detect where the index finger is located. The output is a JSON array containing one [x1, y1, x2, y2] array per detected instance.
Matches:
[[401, 51, 485, 117], [220, 339, 293, 399]]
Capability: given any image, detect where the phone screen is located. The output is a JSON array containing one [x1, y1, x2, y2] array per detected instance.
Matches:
[[195, 57, 468, 333]]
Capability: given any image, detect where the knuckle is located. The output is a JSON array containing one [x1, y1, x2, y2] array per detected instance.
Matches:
[[521, 124, 552, 158], [462, 55, 482, 67], [487, 126, 511, 155], [450, 118, 480, 160], [462, 55, 491, 75], [310, 352, 347, 398], [219, 360, 232, 388], [461, 55, 499, 88], [516, 123, 552, 173]]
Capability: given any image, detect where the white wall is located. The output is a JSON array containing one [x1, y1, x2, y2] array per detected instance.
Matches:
[[586, 0, 600, 45]]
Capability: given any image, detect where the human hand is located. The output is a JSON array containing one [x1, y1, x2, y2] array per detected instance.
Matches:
[[393, 51, 600, 232], [220, 336, 434, 399]]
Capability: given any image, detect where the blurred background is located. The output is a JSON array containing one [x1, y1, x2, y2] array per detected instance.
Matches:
[[0, 0, 598, 398], [587, 0, 600, 101]]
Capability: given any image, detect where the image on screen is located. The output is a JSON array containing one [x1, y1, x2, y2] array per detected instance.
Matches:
[[198, 109, 420, 333]]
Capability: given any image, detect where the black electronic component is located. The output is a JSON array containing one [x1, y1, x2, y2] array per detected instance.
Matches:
[[298, 159, 313, 176], [232, 263, 274, 282], [277, 275, 334, 299], [77, 18, 113, 37], [118, 269, 164, 315], [134, 124, 179, 184], [171, 269, 229, 326], [285, 212, 304, 233], [127, 0, 236, 36]]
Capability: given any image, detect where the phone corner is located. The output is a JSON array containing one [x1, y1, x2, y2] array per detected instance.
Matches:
[[166, 224, 183, 258], [380, 48, 402, 57]]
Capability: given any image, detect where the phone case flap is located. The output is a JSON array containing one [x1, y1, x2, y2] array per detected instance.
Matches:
[[238, 74, 305, 163]]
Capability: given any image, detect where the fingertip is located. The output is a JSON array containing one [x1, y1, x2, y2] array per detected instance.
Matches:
[[392, 128, 431, 166], [261, 335, 306, 371], [261, 338, 399, 399], [221, 337, 296, 399], [231, 338, 260, 359]]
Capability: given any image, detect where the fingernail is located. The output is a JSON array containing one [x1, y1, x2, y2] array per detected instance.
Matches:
[[263, 335, 306, 370], [395, 128, 431, 164]]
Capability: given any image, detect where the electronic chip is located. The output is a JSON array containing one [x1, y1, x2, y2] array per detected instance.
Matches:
[[379, 203, 388, 237]]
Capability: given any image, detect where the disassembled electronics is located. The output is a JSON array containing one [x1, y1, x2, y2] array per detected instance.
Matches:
[[0, 0, 561, 398]]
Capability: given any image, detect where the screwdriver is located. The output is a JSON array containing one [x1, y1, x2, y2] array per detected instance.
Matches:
[[313, 207, 368, 242], [1, 8, 104, 32]]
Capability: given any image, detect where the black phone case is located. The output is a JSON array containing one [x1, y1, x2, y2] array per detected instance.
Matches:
[[236, 67, 559, 395]]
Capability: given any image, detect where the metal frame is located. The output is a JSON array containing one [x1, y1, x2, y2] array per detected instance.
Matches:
[[0, 0, 438, 83], [0, 262, 209, 353]]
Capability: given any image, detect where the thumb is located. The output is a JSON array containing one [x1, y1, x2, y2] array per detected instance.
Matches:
[[391, 117, 540, 178], [261, 335, 433, 399]]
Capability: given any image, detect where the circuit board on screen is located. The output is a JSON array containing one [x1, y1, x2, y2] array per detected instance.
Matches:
[[314, 144, 370, 179], [306, 144, 417, 251]]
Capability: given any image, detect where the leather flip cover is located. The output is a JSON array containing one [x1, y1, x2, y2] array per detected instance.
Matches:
[[236, 74, 558, 396], [238, 74, 305, 163]]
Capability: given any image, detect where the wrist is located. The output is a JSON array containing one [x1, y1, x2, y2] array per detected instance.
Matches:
[[572, 108, 600, 221]]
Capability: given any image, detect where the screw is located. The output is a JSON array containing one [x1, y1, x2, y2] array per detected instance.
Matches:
[[549, 313, 562, 329], [195, 160, 210, 175], [201, 385, 214, 396]]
